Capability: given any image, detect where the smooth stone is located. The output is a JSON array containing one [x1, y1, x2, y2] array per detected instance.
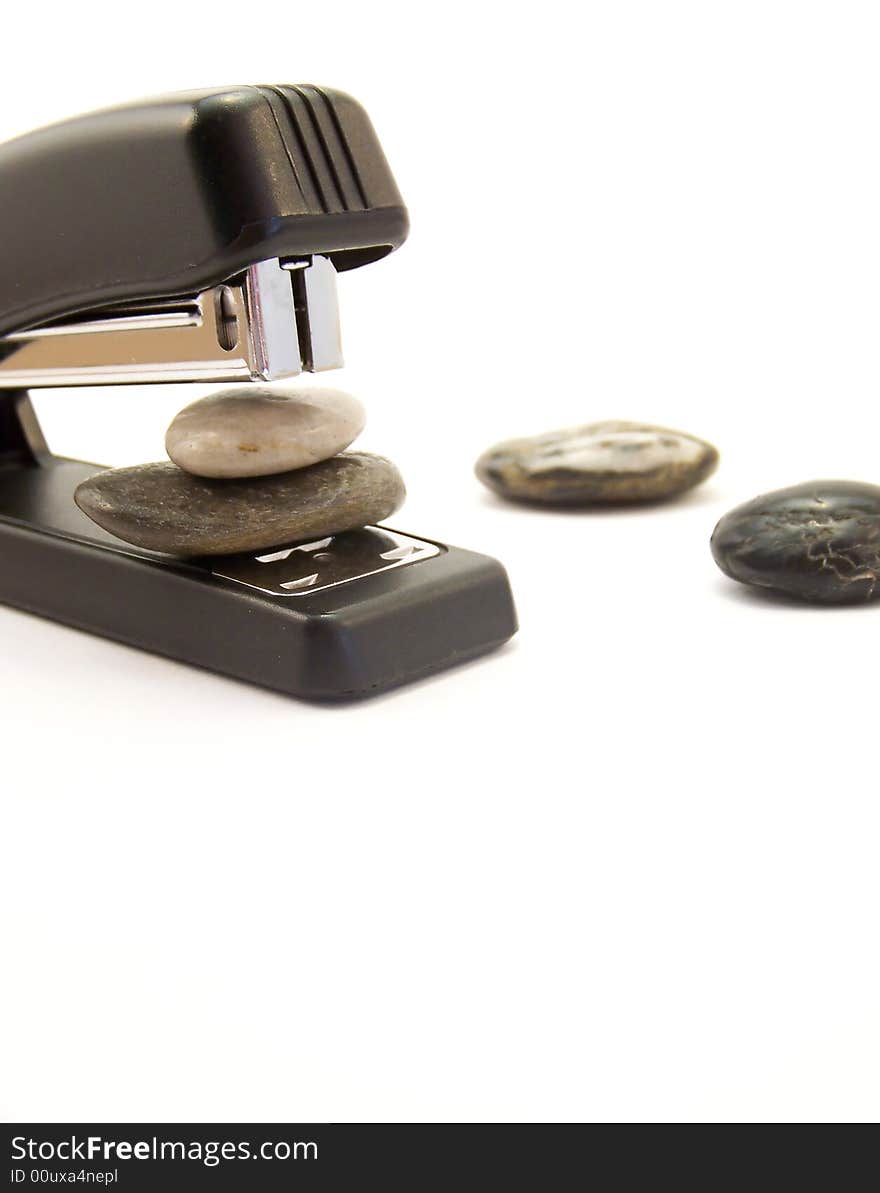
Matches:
[[475, 420, 719, 504], [165, 386, 366, 478], [74, 452, 405, 556], [711, 480, 880, 604]]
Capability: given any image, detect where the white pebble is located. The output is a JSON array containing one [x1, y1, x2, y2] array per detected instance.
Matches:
[[165, 386, 366, 478]]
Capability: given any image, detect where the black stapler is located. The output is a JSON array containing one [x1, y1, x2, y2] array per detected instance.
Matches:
[[0, 85, 517, 699]]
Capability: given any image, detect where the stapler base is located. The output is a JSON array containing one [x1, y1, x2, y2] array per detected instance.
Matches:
[[0, 394, 517, 700]]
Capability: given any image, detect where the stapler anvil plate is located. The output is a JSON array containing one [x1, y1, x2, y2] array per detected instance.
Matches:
[[0, 86, 517, 699]]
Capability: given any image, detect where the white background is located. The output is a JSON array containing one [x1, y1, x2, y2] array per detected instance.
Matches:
[[1, 1, 879, 1124]]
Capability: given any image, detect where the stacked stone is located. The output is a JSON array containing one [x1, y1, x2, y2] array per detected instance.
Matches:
[[74, 387, 405, 556]]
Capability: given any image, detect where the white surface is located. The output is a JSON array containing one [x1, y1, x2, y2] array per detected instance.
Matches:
[[2, 1, 880, 1124]]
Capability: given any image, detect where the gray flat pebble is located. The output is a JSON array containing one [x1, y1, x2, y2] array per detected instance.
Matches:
[[475, 420, 719, 504], [74, 452, 405, 556]]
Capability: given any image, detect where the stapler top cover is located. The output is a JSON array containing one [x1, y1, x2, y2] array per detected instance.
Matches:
[[0, 84, 408, 337]]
